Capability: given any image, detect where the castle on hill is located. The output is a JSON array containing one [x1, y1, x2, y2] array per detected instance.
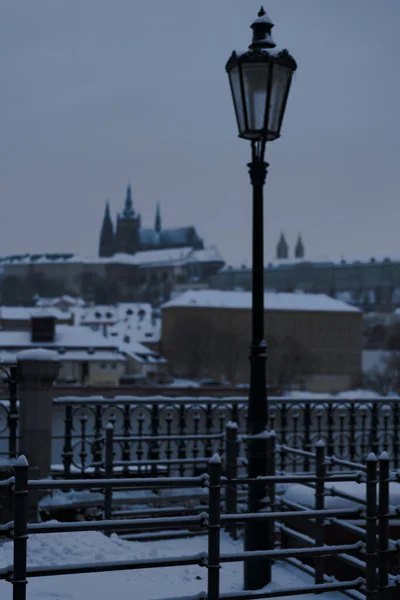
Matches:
[[0, 185, 224, 306], [99, 185, 204, 258]]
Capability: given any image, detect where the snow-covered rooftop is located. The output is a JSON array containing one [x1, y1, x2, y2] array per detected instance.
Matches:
[[0, 306, 71, 321], [162, 290, 360, 313], [35, 295, 85, 309], [0, 245, 224, 268], [252, 8, 273, 25], [0, 325, 119, 349]]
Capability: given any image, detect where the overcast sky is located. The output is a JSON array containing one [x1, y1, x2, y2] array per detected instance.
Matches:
[[0, 0, 399, 266]]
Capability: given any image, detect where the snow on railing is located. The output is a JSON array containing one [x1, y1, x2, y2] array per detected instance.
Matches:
[[1, 439, 398, 600]]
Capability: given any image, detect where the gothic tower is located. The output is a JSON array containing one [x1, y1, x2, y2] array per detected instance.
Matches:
[[99, 201, 115, 258], [154, 203, 162, 233], [295, 234, 305, 259], [276, 233, 289, 260], [115, 185, 141, 255]]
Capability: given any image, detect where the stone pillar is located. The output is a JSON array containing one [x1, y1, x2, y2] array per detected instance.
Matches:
[[17, 349, 59, 479]]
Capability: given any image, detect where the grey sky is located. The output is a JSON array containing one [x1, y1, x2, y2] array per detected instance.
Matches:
[[0, 0, 399, 266]]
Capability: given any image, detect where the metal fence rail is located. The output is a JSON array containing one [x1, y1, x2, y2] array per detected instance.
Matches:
[[2, 390, 400, 470], [0, 366, 18, 458], [1, 441, 398, 600], [49, 395, 400, 475]]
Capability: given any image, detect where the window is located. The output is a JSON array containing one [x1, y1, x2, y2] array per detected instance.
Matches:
[[100, 363, 106, 370], [111, 364, 117, 369]]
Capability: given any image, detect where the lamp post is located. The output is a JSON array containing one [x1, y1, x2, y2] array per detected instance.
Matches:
[[225, 7, 297, 590]]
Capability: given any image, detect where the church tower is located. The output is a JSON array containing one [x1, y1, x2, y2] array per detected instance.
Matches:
[[115, 185, 141, 255], [99, 201, 115, 257], [276, 233, 289, 260], [295, 234, 305, 259], [154, 203, 162, 233]]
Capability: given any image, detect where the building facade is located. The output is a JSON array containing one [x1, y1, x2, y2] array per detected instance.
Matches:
[[209, 235, 400, 313], [161, 290, 362, 392]]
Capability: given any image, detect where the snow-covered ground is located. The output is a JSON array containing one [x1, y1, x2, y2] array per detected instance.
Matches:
[[0, 530, 348, 600]]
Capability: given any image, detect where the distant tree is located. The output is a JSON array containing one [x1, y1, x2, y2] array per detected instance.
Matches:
[[386, 324, 400, 350], [364, 324, 387, 349], [169, 315, 215, 379], [267, 335, 314, 392], [1, 276, 24, 305], [212, 315, 248, 384], [364, 351, 400, 394]]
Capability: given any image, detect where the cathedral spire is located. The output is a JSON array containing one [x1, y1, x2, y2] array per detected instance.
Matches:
[[295, 234, 305, 259], [122, 184, 135, 218], [99, 200, 115, 257], [155, 203, 162, 233], [276, 232, 289, 260]]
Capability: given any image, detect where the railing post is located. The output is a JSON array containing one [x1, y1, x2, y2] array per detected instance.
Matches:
[[370, 403, 379, 456], [303, 403, 311, 472], [267, 431, 276, 558], [244, 430, 271, 589], [280, 403, 287, 473], [378, 451, 390, 595], [8, 366, 18, 459], [225, 422, 238, 539], [92, 405, 103, 476], [207, 454, 221, 600], [267, 431, 276, 509], [62, 404, 73, 478], [315, 440, 326, 584], [366, 453, 378, 600], [327, 403, 334, 464], [349, 403, 356, 463], [104, 423, 114, 528], [13, 455, 29, 600], [393, 403, 399, 470], [148, 403, 160, 477], [17, 349, 59, 479]]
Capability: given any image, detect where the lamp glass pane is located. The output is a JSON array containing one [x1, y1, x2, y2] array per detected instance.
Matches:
[[242, 63, 270, 135], [268, 63, 292, 138], [228, 66, 245, 135]]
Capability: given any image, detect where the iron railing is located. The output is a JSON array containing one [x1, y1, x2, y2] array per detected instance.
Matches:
[[52, 395, 400, 475], [0, 446, 397, 600], [0, 366, 18, 459]]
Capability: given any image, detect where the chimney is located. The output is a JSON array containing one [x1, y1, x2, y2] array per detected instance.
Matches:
[[31, 316, 56, 343]]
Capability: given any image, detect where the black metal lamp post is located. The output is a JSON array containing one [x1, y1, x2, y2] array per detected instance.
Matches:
[[225, 7, 297, 590]]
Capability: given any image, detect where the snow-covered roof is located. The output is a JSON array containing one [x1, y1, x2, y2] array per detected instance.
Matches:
[[162, 290, 360, 313], [188, 246, 224, 264], [35, 295, 85, 308], [0, 325, 119, 349], [0, 306, 71, 321], [0, 350, 19, 364], [139, 226, 202, 248], [56, 350, 126, 362], [252, 9, 273, 25], [0, 348, 125, 364], [135, 246, 193, 267], [0, 245, 224, 268]]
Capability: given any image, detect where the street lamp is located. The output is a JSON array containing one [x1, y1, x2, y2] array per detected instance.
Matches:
[[225, 6, 297, 591]]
